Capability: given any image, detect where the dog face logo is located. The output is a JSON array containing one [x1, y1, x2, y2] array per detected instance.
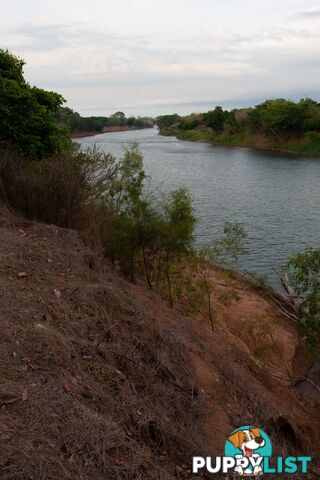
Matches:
[[225, 426, 272, 476], [228, 427, 266, 458]]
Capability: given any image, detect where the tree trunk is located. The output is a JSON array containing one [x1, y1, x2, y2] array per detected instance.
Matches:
[[165, 255, 173, 307], [204, 278, 214, 332], [142, 244, 152, 289]]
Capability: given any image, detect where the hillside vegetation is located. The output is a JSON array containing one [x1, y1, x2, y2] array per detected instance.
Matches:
[[157, 99, 320, 155]]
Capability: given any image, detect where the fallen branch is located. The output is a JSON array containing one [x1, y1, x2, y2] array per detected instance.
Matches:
[[260, 366, 320, 395], [296, 377, 320, 394], [273, 268, 301, 306], [270, 295, 300, 324]]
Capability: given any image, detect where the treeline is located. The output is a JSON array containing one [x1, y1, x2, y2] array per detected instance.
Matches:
[[157, 98, 320, 155], [56, 107, 154, 134]]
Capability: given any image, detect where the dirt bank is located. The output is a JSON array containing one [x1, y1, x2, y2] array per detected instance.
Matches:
[[0, 203, 319, 479]]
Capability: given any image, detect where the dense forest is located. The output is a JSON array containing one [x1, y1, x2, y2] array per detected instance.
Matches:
[[56, 107, 154, 136], [157, 98, 320, 155]]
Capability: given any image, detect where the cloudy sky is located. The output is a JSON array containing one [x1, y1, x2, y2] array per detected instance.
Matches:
[[1, 0, 320, 116]]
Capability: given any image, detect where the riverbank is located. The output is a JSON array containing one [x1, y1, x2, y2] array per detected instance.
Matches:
[[71, 125, 152, 139], [161, 127, 320, 157]]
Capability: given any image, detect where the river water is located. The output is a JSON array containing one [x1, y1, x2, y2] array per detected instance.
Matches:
[[75, 128, 320, 289]]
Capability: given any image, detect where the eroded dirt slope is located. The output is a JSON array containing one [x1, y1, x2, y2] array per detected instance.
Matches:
[[0, 204, 319, 479]]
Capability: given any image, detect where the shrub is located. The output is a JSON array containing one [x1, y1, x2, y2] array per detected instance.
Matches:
[[0, 147, 88, 227]]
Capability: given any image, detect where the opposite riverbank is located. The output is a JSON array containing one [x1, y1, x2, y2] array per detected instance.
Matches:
[[157, 99, 320, 156], [71, 125, 153, 138], [160, 126, 320, 156]]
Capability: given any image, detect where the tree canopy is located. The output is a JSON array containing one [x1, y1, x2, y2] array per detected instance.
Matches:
[[158, 98, 320, 147], [0, 49, 70, 158]]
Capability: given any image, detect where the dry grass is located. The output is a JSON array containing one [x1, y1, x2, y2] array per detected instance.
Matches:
[[0, 205, 205, 479]]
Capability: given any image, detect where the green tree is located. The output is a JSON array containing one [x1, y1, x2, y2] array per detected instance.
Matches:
[[0, 49, 70, 158], [156, 114, 181, 130], [204, 106, 225, 132], [224, 110, 239, 133], [193, 244, 224, 332], [101, 144, 146, 278], [299, 98, 320, 132], [221, 221, 248, 271], [159, 188, 195, 306], [259, 99, 304, 136], [286, 248, 320, 354], [180, 113, 202, 131]]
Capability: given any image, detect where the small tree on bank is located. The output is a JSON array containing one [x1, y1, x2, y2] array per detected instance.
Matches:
[[221, 221, 248, 272], [160, 188, 195, 306], [286, 248, 320, 356], [193, 244, 224, 332]]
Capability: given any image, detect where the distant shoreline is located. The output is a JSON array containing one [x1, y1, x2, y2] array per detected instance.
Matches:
[[71, 125, 152, 139], [160, 129, 320, 157]]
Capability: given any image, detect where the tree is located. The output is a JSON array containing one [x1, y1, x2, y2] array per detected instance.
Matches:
[[299, 98, 320, 132], [286, 248, 320, 355], [203, 106, 225, 132], [156, 114, 181, 130], [221, 222, 248, 271], [193, 244, 224, 332], [111, 111, 126, 126], [101, 144, 146, 279], [224, 110, 239, 134], [159, 188, 195, 306], [180, 113, 202, 131], [0, 49, 70, 158], [259, 99, 304, 136]]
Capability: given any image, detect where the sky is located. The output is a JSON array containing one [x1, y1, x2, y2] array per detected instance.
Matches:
[[1, 0, 320, 116]]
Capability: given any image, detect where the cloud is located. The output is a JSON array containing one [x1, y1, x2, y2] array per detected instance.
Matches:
[[1, 12, 320, 115], [292, 8, 320, 20]]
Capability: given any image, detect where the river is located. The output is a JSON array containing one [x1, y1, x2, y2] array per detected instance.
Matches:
[[75, 128, 320, 289]]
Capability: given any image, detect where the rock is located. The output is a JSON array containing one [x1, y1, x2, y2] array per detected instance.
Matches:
[[17, 272, 27, 278], [63, 383, 71, 393]]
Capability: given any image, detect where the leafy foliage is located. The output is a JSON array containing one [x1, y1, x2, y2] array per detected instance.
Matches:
[[203, 106, 225, 132], [156, 114, 181, 131], [250, 99, 304, 135], [221, 221, 248, 271], [0, 49, 70, 158], [286, 248, 320, 356], [159, 98, 320, 154]]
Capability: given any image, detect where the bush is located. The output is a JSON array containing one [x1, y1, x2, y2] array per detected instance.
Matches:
[[0, 147, 89, 227]]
